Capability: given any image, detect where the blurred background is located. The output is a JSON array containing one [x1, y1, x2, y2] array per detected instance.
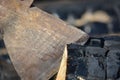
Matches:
[[0, 0, 120, 80], [33, 0, 120, 36]]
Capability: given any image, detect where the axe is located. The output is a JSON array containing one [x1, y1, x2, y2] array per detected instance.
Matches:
[[0, 0, 88, 80]]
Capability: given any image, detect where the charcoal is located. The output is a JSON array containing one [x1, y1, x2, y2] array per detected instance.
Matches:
[[66, 36, 120, 80]]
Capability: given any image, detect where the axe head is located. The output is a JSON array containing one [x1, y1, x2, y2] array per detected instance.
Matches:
[[0, 0, 88, 80], [0, 0, 33, 11]]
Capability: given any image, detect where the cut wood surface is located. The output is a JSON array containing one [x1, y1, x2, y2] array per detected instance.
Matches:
[[0, 0, 88, 80], [56, 46, 68, 80]]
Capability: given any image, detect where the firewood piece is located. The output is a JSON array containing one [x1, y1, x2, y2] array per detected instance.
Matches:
[[56, 46, 68, 80]]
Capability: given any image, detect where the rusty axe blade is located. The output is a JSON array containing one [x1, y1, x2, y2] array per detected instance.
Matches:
[[0, 0, 88, 80]]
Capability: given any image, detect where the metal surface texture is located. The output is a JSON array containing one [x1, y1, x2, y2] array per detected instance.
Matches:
[[0, 0, 33, 11], [0, 0, 88, 80]]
